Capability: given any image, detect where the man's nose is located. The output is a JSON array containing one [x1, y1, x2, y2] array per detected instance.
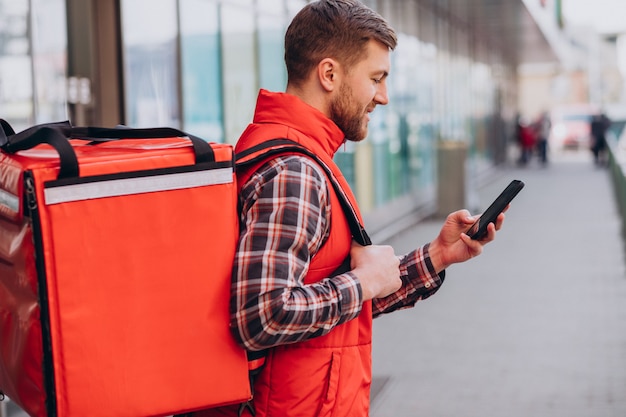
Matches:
[[375, 84, 389, 105]]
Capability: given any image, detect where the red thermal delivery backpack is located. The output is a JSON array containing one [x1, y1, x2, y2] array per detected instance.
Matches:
[[0, 120, 251, 417]]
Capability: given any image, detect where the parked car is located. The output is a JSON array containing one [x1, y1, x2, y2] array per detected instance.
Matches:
[[549, 104, 600, 150]]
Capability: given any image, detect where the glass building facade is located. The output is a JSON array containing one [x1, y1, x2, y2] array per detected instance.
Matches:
[[0, 0, 519, 218], [0, 0, 68, 130]]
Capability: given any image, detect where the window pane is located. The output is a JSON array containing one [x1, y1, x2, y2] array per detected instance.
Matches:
[[121, 0, 179, 128], [31, 0, 68, 124], [180, 0, 223, 141], [0, 0, 33, 130], [257, 12, 287, 92], [221, 3, 257, 144]]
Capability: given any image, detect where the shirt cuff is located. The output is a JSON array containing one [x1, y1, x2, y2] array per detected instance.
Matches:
[[330, 271, 364, 324], [405, 242, 444, 290]]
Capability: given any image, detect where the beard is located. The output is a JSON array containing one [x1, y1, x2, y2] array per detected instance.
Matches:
[[329, 83, 369, 142]]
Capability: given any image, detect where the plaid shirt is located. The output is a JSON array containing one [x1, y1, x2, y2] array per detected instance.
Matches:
[[232, 155, 444, 351]]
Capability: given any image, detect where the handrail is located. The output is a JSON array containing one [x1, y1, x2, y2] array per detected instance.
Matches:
[[607, 135, 626, 240]]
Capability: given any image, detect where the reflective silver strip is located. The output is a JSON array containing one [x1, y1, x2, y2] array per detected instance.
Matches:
[[44, 167, 233, 205], [0, 188, 19, 213]]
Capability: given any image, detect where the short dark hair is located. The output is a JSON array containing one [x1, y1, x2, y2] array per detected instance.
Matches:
[[285, 0, 397, 87]]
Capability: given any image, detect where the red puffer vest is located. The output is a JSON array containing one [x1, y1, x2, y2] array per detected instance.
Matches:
[[194, 90, 373, 417]]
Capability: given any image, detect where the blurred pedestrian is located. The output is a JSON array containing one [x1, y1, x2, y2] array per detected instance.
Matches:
[[516, 116, 536, 166], [533, 111, 550, 165], [590, 113, 610, 166]]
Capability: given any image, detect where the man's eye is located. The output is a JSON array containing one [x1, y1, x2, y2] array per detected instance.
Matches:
[[373, 78, 381, 84]]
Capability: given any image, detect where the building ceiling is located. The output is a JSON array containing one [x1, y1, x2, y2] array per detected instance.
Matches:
[[432, 0, 559, 66]]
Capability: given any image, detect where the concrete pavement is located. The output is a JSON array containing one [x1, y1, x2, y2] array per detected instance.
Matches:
[[371, 150, 626, 417]]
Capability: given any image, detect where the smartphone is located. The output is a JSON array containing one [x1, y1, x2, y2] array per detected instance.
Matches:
[[467, 179, 525, 240]]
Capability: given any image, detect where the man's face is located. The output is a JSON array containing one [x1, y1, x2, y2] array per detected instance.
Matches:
[[330, 40, 390, 142]]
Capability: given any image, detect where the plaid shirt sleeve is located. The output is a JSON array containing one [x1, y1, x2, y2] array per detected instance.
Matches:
[[231, 155, 364, 351], [371, 244, 445, 318]]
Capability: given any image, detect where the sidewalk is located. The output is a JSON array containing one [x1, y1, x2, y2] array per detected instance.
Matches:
[[371, 150, 626, 417]]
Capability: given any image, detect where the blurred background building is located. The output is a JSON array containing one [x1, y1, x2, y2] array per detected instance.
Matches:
[[0, 0, 623, 238], [519, 0, 626, 144]]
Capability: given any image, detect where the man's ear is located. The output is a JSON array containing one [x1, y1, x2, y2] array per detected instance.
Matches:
[[318, 58, 339, 92]]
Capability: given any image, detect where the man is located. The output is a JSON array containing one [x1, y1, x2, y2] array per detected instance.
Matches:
[[186, 1, 504, 416]]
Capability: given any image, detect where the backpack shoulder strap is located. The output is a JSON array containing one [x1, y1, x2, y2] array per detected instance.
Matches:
[[235, 138, 371, 246]]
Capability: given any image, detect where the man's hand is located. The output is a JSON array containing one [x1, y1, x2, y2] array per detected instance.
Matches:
[[429, 209, 505, 272], [350, 241, 401, 301]]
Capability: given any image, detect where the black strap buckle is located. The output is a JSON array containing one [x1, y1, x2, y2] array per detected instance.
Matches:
[[238, 399, 256, 416]]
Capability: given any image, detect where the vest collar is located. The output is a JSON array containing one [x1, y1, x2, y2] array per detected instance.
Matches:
[[252, 89, 346, 158]]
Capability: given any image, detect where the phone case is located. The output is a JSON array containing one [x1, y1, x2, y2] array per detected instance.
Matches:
[[467, 179, 524, 240]]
